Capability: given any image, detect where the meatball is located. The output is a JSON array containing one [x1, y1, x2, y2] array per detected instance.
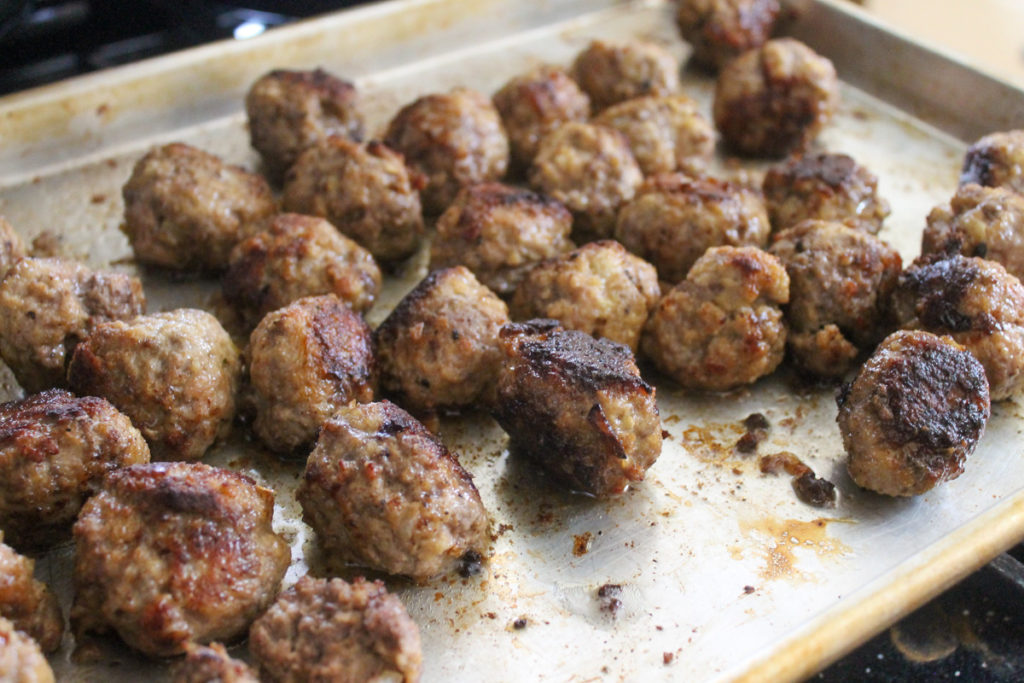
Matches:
[[0, 217, 27, 280], [428, 182, 574, 296], [249, 575, 421, 683], [676, 0, 781, 71], [0, 616, 55, 683], [71, 462, 290, 657], [245, 68, 364, 182], [713, 38, 839, 158], [837, 330, 990, 497], [374, 266, 509, 414], [248, 295, 376, 454], [68, 309, 240, 461], [0, 538, 63, 653], [282, 137, 424, 264], [960, 129, 1024, 194], [174, 643, 259, 683], [384, 87, 509, 215], [642, 245, 789, 391], [570, 39, 680, 111], [614, 173, 771, 284], [529, 122, 643, 242], [0, 257, 145, 393], [122, 143, 277, 271]]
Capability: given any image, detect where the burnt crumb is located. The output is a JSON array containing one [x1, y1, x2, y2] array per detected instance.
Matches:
[[458, 549, 484, 578], [743, 412, 770, 432], [734, 431, 761, 454], [484, 612, 497, 620], [513, 617, 528, 630], [736, 412, 770, 454], [792, 470, 837, 507], [663, 652, 674, 665], [597, 583, 623, 615], [743, 585, 756, 594]]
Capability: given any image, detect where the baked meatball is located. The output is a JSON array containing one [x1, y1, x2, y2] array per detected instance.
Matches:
[[122, 142, 277, 271], [245, 68, 364, 182], [0, 616, 55, 683], [529, 122, 643, 242], [71, 462, 290, 657], [0, 538, 63, 653], [0, 217, 26, 280], [960, 129, 1024, 194], [249, 575, 421, 683], [837, 330, 990, 497], [374, 266, 509, 414], [570, 39, 680, 111], [0, 257, 145, 393], [713, 38, 839, 158], [429, 182, 574, 296], [642, 245, 789, 391], [384, 87, 509, 215], [174, 643, 259, 683], [614, 173, 771, 284], [248, 295, 376, 454], [298, 400, 488, 580], [282, 137, 424, 264], [68, 309, 240, 461], [676, 0, 781, 71]]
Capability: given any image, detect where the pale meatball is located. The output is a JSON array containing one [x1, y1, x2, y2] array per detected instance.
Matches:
[[0, 538, 63, 653], [174, 643, 259, 683], [676, 0, 781, 71], [0, 616, 55, 683], [68, 309, 240, 461], [571, 39, 680, 111], [0, 217, 26, 280], [960, 129, 1024, 194]]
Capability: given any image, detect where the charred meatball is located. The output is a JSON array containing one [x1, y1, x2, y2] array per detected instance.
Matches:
[[249, 575, 421, 683], [72, 462, 290, 657], [713, 38, 839, 158], [68, 309, 240, 461], [174, 643, 259, 683], [570, 39, 680, 111], [429, 182, 574, 296], [642, 245, 789, 391], [676, 0, 780, 71], [0, 616, 55, 683], [384, 87, 509, 215], [0, 257, 145, 393], [0, 217, 26, 280], [122, 143, 277, 271], [837, 330, 990, 497], [961, 129, 1024, 194], [0, 538, 63, 653]]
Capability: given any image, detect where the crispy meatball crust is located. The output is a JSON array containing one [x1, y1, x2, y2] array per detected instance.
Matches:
[[429, 182, 574, 296], [0, 539, 63, 653], [249, 575, 421, 683], [960, 129, 1024, 194], [122, 143, 277, 271], [68, 309, 241, 461], [174, 643, 259, 683], [837, 331, 990, 497], [71, 462, 290, 657], [0, 217, 27, 280], [676, 0, 781, 71], [570, 39, 681, 111], [0, 616, 55, 683]]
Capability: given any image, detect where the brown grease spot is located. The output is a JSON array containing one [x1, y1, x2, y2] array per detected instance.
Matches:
[[739, 517, 850, 581], [573, 532, 593, 557]]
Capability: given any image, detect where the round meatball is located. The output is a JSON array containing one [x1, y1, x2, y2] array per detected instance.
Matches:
[[174, 643, 259, 683], [249, 575, 421, 683], [0, 616, 55, 683], [71, 462, 290, 657], [68, 309, 241, 461], [529, 122, 643, 243], [614, 173, 771, 283], [429, 182, 574, 296], [248, 295, 376, 454], [298, 400, 489, 580], [0, 257, 145, 393], [384, 87, 509, 215], [570, 39, 680, 111], [713, 38, 839, 158], [0, 217, 27, 280], [374, 266, 509, 414], [282, 137, 424, 264], [837, 330, 990, 497], [960, 129, 1024, 194], [676, 0, 781, 71], [0, 538, 63, 653], [122, 143, 277, 271], [762, 153, 890, 233], [245, 68, 364, 182], [642, 245, 789, 391]]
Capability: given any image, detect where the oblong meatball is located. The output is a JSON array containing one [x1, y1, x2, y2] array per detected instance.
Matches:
[[0, 538, 63, 653], [571, 39, 680, 111], [0, 616, 55, 683], [676, 0, 780, 71], [174, 643, 259, 683], [0, 217, 27, 280], [960, 129, 1024, 194]]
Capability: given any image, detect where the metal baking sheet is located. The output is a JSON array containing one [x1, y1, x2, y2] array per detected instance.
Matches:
[[2, 0, 1024, 680]]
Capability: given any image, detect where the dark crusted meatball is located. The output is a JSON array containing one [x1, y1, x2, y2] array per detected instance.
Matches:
[[245, 68, 364, 182], [614, 173, 771, 284], [961, 129, 1024, 194], [642, 245, 789, 391], [248, 295, 376, 454], [298, 400, 488, 580], [384, 87, 509, 215], [0, 616, 55, 683], [0, 217, 27, 280], [713, 38, 839, 158], [174, 643, 259, 683], [249, 575, 421, 683], [837, 330, 990, 497], [68, 309, 241, 461], [429, 182, 574, 296], [0, 257, 145, 393], [282, 137, 424, 264], [676, 0, 781, 71], [570, 39, 681, 111], [122, 142, 277, 271], [0, 537, 63, 653], [72, 462, 290, 657]]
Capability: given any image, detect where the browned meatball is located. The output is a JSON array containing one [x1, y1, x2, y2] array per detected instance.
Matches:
[[0, 257, 145, 393], [282, 137, 424, 264], [248, 295, 376, 454], [174, 643, 259, 683], [614, 173, 771, 284], [384, 87, 509, 215], [249, 575, 421, 683], [68, 309, 240, 461], [245, 68, 364, 182], [837, 330, 990, 497], [429, 182, 574, 296], [570, 40, 680, 111], [961, 129, 1024, 194], [529, 122, 643, 242], [0, 538, 63, 653], [676, 0, 781, 71], [72, 462, 290, 657], [374, 266, 509, 414], [713, 38, 839, 158], [0, 217, 27, 280], [122, 143, 277, 271], [0, 616, 55, 683], [642, 246, 789, 391]]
